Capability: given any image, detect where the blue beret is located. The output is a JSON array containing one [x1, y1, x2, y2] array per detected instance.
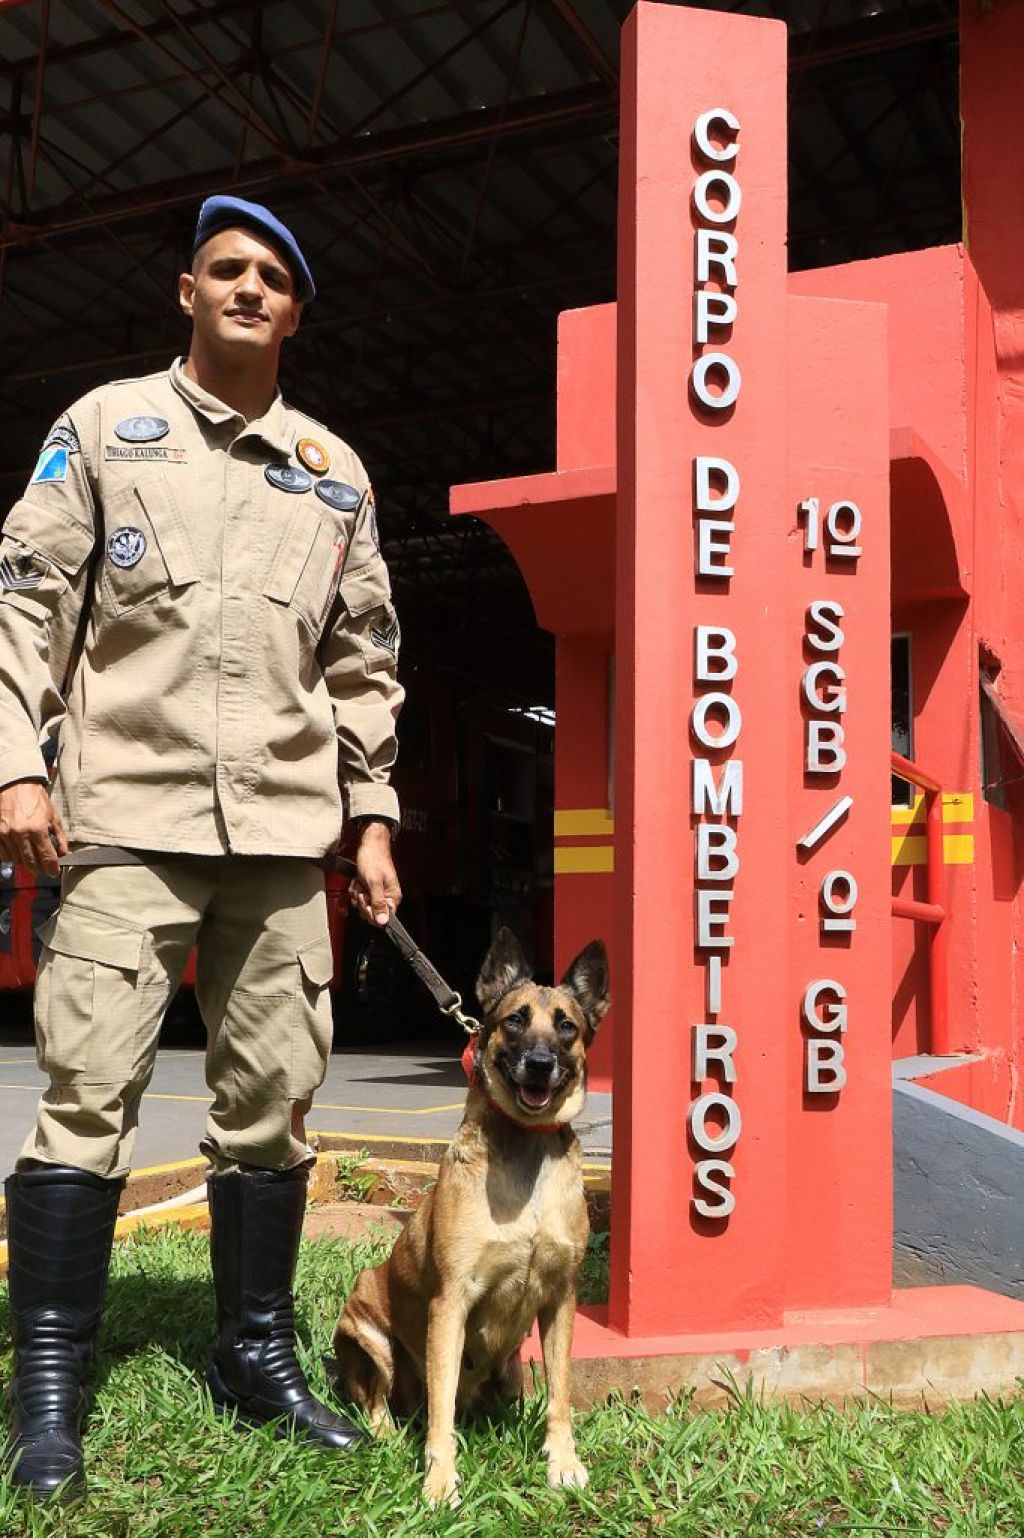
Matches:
[[193, 195, 315, 304]]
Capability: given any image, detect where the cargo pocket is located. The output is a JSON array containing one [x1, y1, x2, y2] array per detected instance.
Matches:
[[290, 934, 335, 1099], [264, 504, 349, 641], [101, 475, 199, 617], [34, 905, 144, 1084], [339, 556, 391, 619], [0, 501, 95, 623]]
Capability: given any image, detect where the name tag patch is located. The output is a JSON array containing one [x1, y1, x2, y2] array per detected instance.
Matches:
[[104, 445, 187, 463]]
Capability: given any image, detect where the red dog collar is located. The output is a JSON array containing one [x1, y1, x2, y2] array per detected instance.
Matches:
[[461, 1040, 563, 1134]]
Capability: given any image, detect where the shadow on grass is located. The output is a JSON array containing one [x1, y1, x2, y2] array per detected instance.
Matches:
[[96, 1272, 215, 1381]]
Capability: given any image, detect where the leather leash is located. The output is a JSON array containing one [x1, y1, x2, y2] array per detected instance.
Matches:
[[58, 844, 482, 1036], [330, 854, 481, 1036]]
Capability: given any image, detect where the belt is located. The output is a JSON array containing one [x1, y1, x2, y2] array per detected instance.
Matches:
[[59, 844, 481, 1035]]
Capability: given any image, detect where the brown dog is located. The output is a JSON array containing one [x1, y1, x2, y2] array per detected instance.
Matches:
[[332, 928, 610, 1505]]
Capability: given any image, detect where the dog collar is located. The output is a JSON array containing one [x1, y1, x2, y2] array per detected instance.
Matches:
[[460, 1040, 564, 1135]]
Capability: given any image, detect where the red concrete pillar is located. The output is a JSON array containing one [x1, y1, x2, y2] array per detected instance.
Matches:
[[784, 294, 892, 1309], [610, 3, 790, 1335], [457, 2, 896, 1341]]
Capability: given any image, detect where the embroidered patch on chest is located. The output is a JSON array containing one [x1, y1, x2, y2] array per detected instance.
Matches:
[[315, 480, 362, 512], [104, 445, 187, 463], [115, 415, 169, 443], [296, 437, 330, 475], [107, 526, 147, 569], [265, 463, 313, 494]]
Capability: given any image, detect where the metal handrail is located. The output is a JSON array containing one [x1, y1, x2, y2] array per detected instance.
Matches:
[[891, 751, 949, 1055]]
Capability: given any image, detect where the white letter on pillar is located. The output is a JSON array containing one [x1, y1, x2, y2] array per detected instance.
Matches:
[[807, 600, 845, 653], [695, 229, 739, 288], [802, 661, 847, 714], [696, 824, 739, 881], [693, 170, 742, 224], [694, 456, 740, 513], [695, 889, 734, 949], [692, 108, 740, 163], [806, 720, 847, 773], [807, 1039, 847, 1094], [692, 759, 744, 816], [802, 979, 848, 1033], [694, 1160, 736, 1218], [692, 1024, 738, 1083], [691, 353, 741, 411], [691, 693, 741, 749], [696, 520, 735, 577], [695, 626, 738, 682], [694, 290, 738, 345], [689, 1092, 742, 1152]]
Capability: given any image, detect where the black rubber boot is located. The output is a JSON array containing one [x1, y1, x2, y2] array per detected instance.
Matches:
[[3, 1165, 123, 1502], [205, 1167, 366, 1450]]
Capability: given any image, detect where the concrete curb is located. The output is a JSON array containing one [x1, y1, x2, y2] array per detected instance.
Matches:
[[894, 1077, 1024, 1298], [553, 1328, 1024, 1410]]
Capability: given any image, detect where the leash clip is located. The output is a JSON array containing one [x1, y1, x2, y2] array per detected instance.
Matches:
[[443, 992, 481, 1036]]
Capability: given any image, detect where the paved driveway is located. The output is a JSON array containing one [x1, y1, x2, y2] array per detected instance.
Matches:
[[0, 1001, 612, 1179]]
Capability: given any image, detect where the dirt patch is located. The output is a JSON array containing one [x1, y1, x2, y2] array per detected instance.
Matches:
[[303, 1201, 410, 1242]]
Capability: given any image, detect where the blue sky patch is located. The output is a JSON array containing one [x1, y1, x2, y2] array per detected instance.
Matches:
[[29, 446, 68, 485]]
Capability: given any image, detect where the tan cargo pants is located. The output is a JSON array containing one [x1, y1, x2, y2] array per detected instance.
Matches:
[[18, 857, 335, 1179]]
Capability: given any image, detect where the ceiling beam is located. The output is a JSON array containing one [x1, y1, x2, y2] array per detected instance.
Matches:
[[0, 82, 613, 253]]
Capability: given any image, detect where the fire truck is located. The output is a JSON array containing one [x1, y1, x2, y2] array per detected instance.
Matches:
[[0, 669, 554, 1041]]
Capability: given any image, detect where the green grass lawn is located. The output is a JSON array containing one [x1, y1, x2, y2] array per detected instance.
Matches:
[[2, 1225, 1024, 1537]]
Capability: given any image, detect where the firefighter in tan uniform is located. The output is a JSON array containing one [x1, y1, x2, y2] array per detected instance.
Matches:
[[0, 197, 403, 1498]]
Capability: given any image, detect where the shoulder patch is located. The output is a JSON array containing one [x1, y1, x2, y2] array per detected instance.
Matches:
[[29, 446, 68, 486], [44, 421, 80, 455]]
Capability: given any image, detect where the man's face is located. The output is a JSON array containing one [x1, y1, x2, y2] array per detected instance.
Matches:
[[179, 227, 301, 356]]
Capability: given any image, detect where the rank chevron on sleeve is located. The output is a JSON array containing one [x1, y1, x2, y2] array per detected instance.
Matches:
[[0, 554, 44, 591]]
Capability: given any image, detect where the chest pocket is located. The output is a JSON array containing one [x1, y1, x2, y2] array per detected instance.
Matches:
[[101, 475, 199, 618], [263, 502, 351, 641]]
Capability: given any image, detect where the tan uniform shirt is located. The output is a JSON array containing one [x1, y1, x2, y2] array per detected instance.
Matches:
[[0, 359, 403, 857]]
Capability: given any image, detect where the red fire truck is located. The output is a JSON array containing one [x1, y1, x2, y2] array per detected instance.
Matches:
[[0, 671, 553, 1040]]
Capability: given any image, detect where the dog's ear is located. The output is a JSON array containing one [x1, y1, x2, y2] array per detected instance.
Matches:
[[559, 940, 610, 1038], [476, 928, 532, 1014]]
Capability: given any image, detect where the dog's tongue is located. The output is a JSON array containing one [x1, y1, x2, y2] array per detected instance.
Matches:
[[520, 1084, 552, 1111]]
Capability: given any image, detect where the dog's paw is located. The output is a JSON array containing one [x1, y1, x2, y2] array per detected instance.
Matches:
[[369, 1406, 399, 1440], [422, 1460, 461, 1508], [544, 1448, 589, 1489]]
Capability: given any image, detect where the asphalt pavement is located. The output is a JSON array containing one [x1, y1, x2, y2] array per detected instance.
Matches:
[[0, 998, 613, 1179]]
